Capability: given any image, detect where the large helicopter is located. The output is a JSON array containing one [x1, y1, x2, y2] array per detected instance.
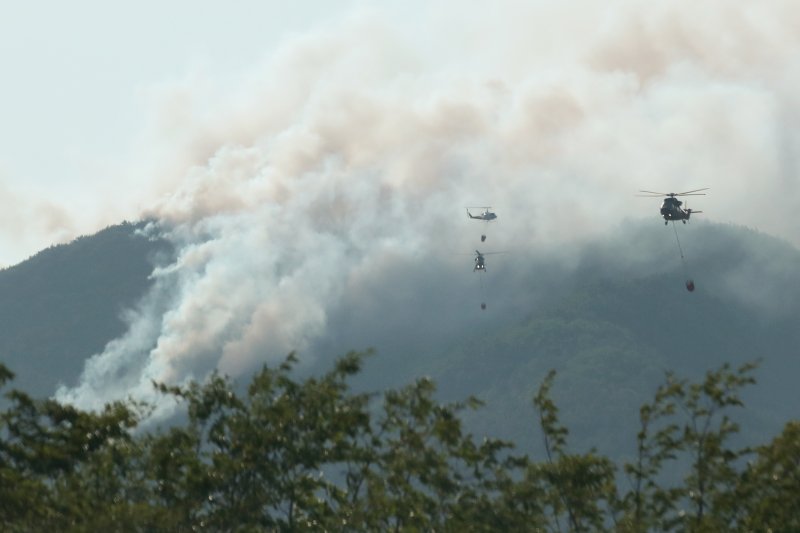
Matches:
[[466, 207, 497, 242], [637, 188, 709, 225]]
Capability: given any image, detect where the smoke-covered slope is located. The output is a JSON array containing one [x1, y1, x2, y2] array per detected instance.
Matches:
[[0, 219, 797, 462], [0, 222, 173, 398], [389, 222, 800, 458]]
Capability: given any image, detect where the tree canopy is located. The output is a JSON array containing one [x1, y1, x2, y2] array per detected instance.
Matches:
[[0, 354, 797, 531]]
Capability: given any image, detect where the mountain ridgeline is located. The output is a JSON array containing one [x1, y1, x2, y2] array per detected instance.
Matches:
[[0, 219, 797, 461]]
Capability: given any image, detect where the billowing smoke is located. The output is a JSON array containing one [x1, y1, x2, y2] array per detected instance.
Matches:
[[56, 1, 800, 410]]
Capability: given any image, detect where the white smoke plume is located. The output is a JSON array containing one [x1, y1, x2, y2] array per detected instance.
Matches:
[[56, 1, 800, 410]]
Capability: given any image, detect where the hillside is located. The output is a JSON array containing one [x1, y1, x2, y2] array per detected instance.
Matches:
[[399, 223, 800, 458], [0, 219, 797, 463], [0, 222, 173, 398]]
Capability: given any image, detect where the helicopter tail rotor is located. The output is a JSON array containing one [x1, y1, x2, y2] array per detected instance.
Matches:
[[686, 208, 703, 221]]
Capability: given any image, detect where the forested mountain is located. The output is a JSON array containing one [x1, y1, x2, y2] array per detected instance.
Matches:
[[0, 219, 797, 461], [372, 223, 800, 459], [0, 222, 173, 399], [1, 219, 799, 529]]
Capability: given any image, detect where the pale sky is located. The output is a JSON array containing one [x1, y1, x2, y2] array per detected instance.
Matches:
[[2, 0, 799, 271], [0, 0, 378, 266]]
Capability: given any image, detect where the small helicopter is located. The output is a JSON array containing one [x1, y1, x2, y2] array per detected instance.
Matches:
[[466, 207, 497, 242], [466, 206, 497, 221], [473, 250, 505, 272], [637, 188, 709, 225]]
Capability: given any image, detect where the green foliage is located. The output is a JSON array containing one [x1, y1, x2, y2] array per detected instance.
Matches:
[[0, 379, 142, 530], [533, 369, 617, 531], [614, 361, 760, 532], [1, 352, 798, 531], [0, 363, 12, 388], [734, 421, 800, 531]]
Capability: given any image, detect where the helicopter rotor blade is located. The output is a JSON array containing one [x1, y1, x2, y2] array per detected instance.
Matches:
[[637, 190, 667, 195], [676, 188, 709, 195]]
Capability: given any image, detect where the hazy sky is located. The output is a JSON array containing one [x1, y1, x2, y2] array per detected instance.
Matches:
[[3, 1, 799, 269], [0, 0, 375, 266], [5, 1, 798, 412]]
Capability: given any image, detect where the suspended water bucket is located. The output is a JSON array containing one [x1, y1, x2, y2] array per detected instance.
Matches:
[[686, 280, 695, 292]]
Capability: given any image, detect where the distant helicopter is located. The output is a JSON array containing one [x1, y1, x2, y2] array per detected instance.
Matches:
[[473, 250, 506, 272], [637, 188, 709, 225], [466, 206, 497, 221], [466, 207, 497, 242], [472, 249, 506, 310]]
